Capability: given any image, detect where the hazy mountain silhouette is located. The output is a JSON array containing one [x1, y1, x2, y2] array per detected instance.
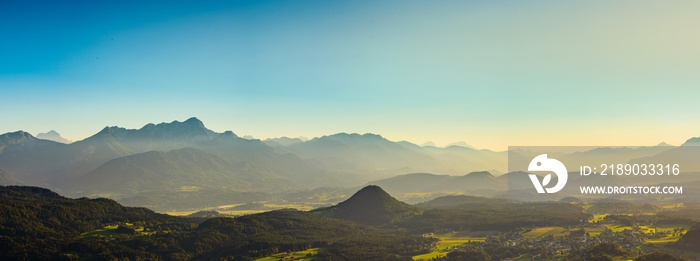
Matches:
[[78, 117, 217, 153], [561, 146, 674, 170], [0, 167, 21, 185], [287, 133, 439, 178], [46, 117, 222, 184], [65, 125, 353, 195], [0, 118, 354, 194], [68, 148, 290, 195], [5, 117, 700, 208], [446, 141, 474, 149], [367, 171, 504, 196], [36, 130, 71, 144], [194, 131, 354, 189], [629, 146, 700, 172], [416, 195, 507, 209], [264, 137, 305, 147], [597, 138, 700, 173], [421, 141, 436, 147], [313, 185, 419, 225], [682, 137, 700, 146], [0, 131, 70, 185], [508, 146, 675, 173], [420, 145, 507, 175], [0, 119, 510, 192], [287, 133, 505, 178]]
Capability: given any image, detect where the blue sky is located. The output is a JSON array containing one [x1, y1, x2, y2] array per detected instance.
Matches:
[[2, 0, 699, 150]]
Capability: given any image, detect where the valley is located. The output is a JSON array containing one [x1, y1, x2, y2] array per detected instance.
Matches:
[[1, 184, 699, 260], [2, 118, 700, 260]]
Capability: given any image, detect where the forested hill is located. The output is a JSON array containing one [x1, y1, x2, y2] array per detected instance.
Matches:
[[0, 186, 434, 260], [312, 185, 421, 225], [0, 186, 178, 260]]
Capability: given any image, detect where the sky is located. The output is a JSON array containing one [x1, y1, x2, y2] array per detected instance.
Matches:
[[1, 0, 700, 150]]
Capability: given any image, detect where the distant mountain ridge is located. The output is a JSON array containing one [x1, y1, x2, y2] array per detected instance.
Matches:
[[0, 118, 351, 194], [3, 117, 700, 206], [367, 171, 504, 196], [287, 132, 506, 179], [36, 130, 71, 143], [68, 147, 279, 195], [0, 167, 21, 185], [0, 119, 511, 194], [416, 195, 507, 209], [0, 131, 68, 185], [81, 117, 219, 153], [264, 137, 305, 147], [682, 137, 700, 146]]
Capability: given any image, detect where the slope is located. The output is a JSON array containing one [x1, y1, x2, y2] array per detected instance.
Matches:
[[415, 195, 508, 209], [313, 185, 420, 225], [289, 133, 445, 178], [0, 131, 70, 185], [196, 131, 357, 188], [68, 147, 291, 196], [62, 117, 219, 181], [0, 186, 432, 260], [0, 186, 177, 260], [0, 167, 21, 185], [367, 171, 505, 196]]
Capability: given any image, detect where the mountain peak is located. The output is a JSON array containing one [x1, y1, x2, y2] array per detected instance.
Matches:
[[315, 185, 418, 225], [36, 130, 71, 144], [446, 141, 474, 149], [220, 130, 238, 138], [0, 131, 37, 145], [88, 118, 217, 142], [463, 171, 493, 177], [353, 185, 387, 195], [421, 141, 436, 147], [144, 117, 206, 131], [183, 117, 204, 125], [361, 133, 384, 139], [97, 126, 126, 135]]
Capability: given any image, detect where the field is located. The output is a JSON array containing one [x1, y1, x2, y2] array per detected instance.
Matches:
[[584, 227, 606, 237], [523, 227, 567, 238], [414, 227, 570, 260], [80, 225, 119, 237], [80, 224, 150, 237], [590, 214, 608, 223], [412, 231, 493, 260], [254, 248, 321, 261]]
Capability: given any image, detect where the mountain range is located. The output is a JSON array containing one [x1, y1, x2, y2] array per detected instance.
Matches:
[[2, 117, 700, 208], [286, 133, 507, 178], [0, 117, 513, 198], [0, 118, 355, 196]]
